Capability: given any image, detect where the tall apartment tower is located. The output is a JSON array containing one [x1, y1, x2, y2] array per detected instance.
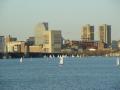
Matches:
[[35, 22, 48, 45], [81, 24, 94, 41], [99, 24, 111, 46]]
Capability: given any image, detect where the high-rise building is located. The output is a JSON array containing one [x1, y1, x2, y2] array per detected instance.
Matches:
[[49, 30, 61, 53], [81, 24, 94, 41], [39, 30, 61, 53], [99, 24, 111, 47], [35, 22, 48, 45], [34, 22, 62, 53]]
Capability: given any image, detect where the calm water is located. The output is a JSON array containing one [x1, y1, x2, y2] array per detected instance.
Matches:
[[0, 56, 120, 90]]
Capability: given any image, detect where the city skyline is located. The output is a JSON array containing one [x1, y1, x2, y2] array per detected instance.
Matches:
[[0, 0, 120, 40]]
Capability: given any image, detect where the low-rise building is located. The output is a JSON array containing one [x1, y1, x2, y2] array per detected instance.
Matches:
[[26, 37, 35, 45], [112, 40, 119, 50], [29, 45, 43, 53], [7, 41, 25, 53], [4, 35, 17, 53], [98, 41, 105, 50], [79, 41, 98, 50], [118, 41, 120, 50]]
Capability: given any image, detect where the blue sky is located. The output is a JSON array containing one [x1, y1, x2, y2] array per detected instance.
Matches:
[[0, 0, 120, 40]]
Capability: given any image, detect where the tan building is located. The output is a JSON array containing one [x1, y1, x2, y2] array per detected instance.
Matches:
[[35, 22, 48, 45], [7, 41, 25, 53], [98, 41, 105, 50], [34, 22, 62, 53], [99, 24, 111, 47], [41, 30, 61, 53], [29, 45, 43, 53], [4, 35, 17, 53], [81, 24, 94, 41]]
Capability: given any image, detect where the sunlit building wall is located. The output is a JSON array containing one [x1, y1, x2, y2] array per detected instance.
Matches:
[[35, 22, 48, 45], [81, 24, 94, 41], [99, 24, 111, 47]]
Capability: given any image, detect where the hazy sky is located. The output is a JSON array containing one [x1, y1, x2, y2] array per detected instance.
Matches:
[[0, 0, 120, 40]]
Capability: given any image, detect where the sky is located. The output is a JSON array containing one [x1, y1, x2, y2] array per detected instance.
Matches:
[[0, 0, 120, 41]]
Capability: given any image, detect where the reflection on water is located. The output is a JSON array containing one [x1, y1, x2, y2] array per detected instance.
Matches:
[[0, 57, 120, 90]]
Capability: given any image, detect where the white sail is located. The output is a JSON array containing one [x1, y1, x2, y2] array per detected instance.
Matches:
[[72, 55, 74, 58], [57, 55, 60, 58], [20, 57, 23, 63], [59, 56, 64, 65], [49, 55, 52, 58], [77, 54, 79, 58], [116, 57, 119, 66]]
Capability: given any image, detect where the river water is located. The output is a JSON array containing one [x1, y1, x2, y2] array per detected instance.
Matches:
[[0, 56, 120, 90]]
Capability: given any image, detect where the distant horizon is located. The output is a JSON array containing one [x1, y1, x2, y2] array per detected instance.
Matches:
[[0, 0, 120, 41]]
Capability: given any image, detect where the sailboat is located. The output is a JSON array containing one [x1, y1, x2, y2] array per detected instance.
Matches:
[[59, 56, 64, 65], [116, 57, 119, 66], [49, 55, 52, 58], [72, 55, 74, 58], [20, 57, 23, 63], [77, 54, 79, 58]]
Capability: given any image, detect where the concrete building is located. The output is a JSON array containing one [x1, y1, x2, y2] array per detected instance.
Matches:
[[34, 22, 62, 53], [4, 35, 17, 53], [5, 35, 17, 43], [40, 30, 61, 53], [29, 45, 43, 53], [7, 41, 25, 53], [0, 36, 5, 53], [49, 30, 61, 53], [81, 24, 94, 41], [98, 41, 105, 50], [112, 40, 119, 50], [99, 24, 111, 47], [117, 41, 120, 50], [35, 22, 48, 45], [26, 37, 35, 45], [79, 41, 98, 50]]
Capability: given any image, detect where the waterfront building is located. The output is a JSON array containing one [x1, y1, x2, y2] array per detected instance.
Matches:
[[26, 37, 35, 45], [4, 35, 17, 53], [0, 36, 5, 53], [7, 41, 25, 53], [79, 41, 98, 50], [99, 24, 111, 47], [98, 41, 105, 50], [112, 40, 119, 50], [39, 30, 61, 53], [117, 41, 120, 50], [29, 45, 43, 53], [81, 24, 94, 41], [34, 22, 62, 53], [5, 35, 17, 43], [49, 30, 61, 53], [35, 22, 48, 45]]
